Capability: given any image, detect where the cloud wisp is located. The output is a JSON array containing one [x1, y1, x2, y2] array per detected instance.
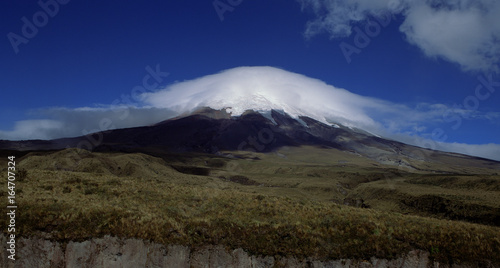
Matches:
[[1, 66, 498, 160], [298, 0, 500, 73], [0, 107, 176, 141]]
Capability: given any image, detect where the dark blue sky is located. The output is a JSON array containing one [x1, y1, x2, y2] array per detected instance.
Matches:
[[1, 0, 499, 156]]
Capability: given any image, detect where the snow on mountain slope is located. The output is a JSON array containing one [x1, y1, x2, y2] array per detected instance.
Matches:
[[140, 66, 380, 130]]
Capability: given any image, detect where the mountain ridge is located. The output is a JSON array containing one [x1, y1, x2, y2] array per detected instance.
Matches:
[[1, 107, 499, 174]]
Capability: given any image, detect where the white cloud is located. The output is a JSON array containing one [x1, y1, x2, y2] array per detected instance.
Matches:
[[141, 66, 382, 129], [299, 0, 500, 72], [385, 132, 500, 161], [0, 120, 64, 141], [0, 107, 175, 141], [139, 66, 449, 134], [434, 142, 500, 161]]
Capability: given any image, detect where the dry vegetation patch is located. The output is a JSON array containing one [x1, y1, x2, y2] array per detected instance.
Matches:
[[1, 148, 499, 266]]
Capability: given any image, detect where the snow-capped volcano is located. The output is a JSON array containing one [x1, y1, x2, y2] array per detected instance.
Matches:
[[3, 66, 497, 161], [140, 66, 379, 129]]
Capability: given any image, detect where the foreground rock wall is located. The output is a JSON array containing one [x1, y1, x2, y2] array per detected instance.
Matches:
[[0, 235, 493, 268]]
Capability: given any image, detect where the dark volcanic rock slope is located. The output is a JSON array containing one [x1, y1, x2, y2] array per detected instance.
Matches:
[[1, 108, 499, 171]]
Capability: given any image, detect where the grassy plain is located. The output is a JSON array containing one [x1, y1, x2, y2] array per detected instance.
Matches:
[[0, 147, 499, 265]]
